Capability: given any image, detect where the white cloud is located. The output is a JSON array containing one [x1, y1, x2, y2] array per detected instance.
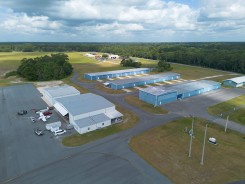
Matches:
[[54, 0, 197, 31], [200, 0, 245, 20], [1, 0, 245, 41], [0, 7, 62, 34]]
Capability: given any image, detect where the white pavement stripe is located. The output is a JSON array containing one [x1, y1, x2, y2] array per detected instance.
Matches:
[[155, 83, 163, 86], [134, 87, 143, 90], [122, 89, 132, 92], [164, 81, 173, 84]]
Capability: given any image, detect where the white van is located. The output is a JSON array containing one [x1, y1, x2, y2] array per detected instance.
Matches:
[[54, 129, 66, 136]]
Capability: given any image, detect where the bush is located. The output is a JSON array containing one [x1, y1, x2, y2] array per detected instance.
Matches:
[[4, 71, 18, 78], [120, 58, 142, 68]]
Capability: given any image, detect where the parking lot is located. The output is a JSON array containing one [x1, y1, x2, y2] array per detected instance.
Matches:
[[0, 84, 74, 181]]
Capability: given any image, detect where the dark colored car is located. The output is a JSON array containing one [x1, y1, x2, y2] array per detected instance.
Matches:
[[17, 110, 28, 115], [43, 111, 52, 116], [34, 128, 44, 136]]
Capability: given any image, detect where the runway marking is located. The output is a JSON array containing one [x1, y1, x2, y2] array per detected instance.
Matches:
[[134, 87, 143, 90], [163, 81, 173, 84], [122, 89, 132, 92], [107, 78, 114, 81], [154, 83, 163, 86]]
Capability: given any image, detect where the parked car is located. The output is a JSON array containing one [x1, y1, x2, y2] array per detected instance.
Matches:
[[54, 129, 66, 136], [43, 111, 52, 116], [30, 117, 36, 122], [34, 128, 44, 136], [17, 110, 27, 115]]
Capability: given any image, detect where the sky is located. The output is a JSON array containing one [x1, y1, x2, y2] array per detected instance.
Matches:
[[0, 0, 245, 42]]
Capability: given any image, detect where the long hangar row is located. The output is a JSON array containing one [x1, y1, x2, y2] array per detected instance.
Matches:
[[84, 68, 152, 80], [105, 72, 180, 90], [42, 85, 123, 134], [139, 80, 221, 106]]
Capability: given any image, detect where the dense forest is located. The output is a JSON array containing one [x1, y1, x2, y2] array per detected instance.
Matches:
[[17, 53, 73, 81], [0, 42, 245, 74]]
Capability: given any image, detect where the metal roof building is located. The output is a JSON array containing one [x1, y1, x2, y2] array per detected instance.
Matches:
[[42, 85, 80, 105], [106, 72, 180, 90], [54, 93, 123, 134], [84, 68, 151, 80], [223, 76, 245, 87], [139, 80, 221, 106]]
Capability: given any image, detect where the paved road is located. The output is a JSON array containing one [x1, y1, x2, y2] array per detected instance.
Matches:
[[162, 88, 245, 134]]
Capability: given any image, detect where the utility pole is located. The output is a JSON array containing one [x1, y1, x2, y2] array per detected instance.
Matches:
[[200, 124, 208, 165], [225, 115, 229, 132], [188, 116, 194, 157]]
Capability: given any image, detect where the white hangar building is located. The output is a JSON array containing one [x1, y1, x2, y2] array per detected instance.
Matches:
[[42, 85, 80, 105], [54, 93, 123, 134]]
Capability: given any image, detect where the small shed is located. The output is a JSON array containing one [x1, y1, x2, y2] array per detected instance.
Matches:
[[46, 121, 61, 132]]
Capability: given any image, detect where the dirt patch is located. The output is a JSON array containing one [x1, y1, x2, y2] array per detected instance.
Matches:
[[35, 81, 64, 94], [35, 81, 63, 87]]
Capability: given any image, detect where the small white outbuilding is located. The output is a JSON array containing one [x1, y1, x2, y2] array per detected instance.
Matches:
[[46, 121, 61, 132]]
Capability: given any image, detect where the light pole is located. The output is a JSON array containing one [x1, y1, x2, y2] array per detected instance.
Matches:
[[200, 124, 208, 165], [188, 115, 194, 158], [225, 115, 229, 132]]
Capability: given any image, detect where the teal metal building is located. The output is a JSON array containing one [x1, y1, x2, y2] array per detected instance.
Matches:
[[106, 72, 180, 90], [139, 80, 221, 106], [84, 68, 151, 80], [223, 76, 245, 87]]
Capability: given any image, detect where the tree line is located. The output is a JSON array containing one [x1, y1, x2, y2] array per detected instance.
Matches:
[[17, 53, 73, 81], [1, 42, 245, 74]]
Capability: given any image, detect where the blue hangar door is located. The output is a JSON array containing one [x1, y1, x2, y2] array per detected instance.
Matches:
[[177, 94, 183, 99]]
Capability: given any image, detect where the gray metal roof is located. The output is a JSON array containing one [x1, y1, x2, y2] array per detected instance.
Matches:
[[74, 113, 110, 128], [74, 117, 95, 128], [140, 86, 176, 95], [141, 80, 221, 96], [224, 76, 245, 84], [91, 113, 111, 123], [108, 72, 180, 85], [85, 68, 151, 76], [55, 93, 114, 116], [43, 85, 80, 98]]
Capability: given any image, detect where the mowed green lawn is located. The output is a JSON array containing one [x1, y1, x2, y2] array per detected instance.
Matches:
[[134, 57, 233, 80], [130, 117, 245, 184], [208, 95, 245, 125], [0, 52, 239, 86]]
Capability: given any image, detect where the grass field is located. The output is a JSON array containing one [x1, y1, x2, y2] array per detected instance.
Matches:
[[62, 105, 139, 147], [208, 95, 245, 125], [124, 95, 168, 114], [130, 117, 245, 184], [0, 52, 241, 87]]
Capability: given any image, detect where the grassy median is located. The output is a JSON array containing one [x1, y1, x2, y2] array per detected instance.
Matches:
[[208, 95, 245, 125], [62, 105, 139, 147], [130, 117, 245, 184], [124, 95, 168, 114]]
